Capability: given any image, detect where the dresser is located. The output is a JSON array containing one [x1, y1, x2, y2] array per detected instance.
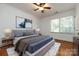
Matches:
[[73, 36, 79, 56]]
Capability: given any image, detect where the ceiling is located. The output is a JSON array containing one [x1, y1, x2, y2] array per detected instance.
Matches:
[[7, 3, 76, 19]]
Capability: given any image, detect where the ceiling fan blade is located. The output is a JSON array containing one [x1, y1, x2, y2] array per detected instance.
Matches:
[[40, 3, 46, 7], [41, 10, 44, 13], [33, 3, 39, 6], [44, 7, 51, 9], [34, 8, 39, 11]]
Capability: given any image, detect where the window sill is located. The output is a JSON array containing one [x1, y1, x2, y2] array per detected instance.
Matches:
[[50, 32, 74, 34]]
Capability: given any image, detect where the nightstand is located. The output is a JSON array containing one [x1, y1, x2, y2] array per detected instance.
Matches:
[[1, 38, 13, 48]]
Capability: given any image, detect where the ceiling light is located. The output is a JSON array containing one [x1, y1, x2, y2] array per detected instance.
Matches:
[[39, 7, 44, 10]]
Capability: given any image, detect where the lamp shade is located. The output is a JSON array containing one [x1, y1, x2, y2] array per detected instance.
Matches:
[[4, 28, 12, 33], [36, 28, 40, 32]]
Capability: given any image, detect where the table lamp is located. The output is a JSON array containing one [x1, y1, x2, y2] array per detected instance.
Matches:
[[4, 28, 12, 39]]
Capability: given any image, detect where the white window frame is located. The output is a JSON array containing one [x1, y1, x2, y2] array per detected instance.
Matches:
[[50, 16, 75, 34]]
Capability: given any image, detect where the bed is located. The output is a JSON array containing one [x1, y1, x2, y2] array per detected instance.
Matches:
[[12, 30, 55, 56]]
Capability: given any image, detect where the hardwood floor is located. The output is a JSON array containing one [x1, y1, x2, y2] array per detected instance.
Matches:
[[0, 39, 74, 56], [0, 49, 8, 56], [0, 45, 13, 56], [56, 39, 74, 56]]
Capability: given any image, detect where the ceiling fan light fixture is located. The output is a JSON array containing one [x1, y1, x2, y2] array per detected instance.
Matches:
[[39, 7, 44, 10], [33, 3, 51, 13]]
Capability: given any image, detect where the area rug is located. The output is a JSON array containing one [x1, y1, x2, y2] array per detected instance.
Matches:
[[45, 42, 61, 56], [7, 42, 61, 56]]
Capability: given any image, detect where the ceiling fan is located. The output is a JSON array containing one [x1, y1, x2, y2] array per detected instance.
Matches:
[[33, 3, 51, 13]]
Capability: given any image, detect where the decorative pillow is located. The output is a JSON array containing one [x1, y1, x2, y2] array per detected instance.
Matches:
[[12, 30, 40, 37], [23, 30, 35, 36]]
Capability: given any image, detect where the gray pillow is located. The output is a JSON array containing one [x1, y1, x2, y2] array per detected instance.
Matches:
[[23, 30, 35, 36], [13, 30, 23, 37]]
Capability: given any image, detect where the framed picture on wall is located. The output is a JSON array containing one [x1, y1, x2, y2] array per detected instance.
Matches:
[[16, 16, 32, 29]]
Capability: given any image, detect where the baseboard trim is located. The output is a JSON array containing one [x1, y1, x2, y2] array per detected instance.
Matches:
[[55, 39, 73, 43]]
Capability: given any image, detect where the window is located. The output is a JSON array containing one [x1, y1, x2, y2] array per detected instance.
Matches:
[[51, 19, 59, 32], [51, 16, 74, 33]]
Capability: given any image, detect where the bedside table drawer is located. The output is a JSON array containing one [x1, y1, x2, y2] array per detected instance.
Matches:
[[1, 38, 13, 47], [2, 39, 13, 43]]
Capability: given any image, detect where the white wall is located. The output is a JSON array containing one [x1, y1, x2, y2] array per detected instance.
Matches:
[[75, 4, 79, 35], [39, 10, 75, 42], [0, 4, 39, 46]]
